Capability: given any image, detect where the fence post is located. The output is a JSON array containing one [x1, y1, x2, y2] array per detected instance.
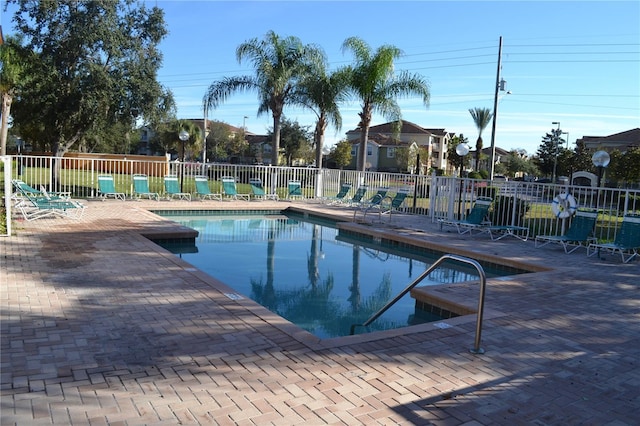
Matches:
[[315, 169, 323, 198], [2, 156, 13, 236]]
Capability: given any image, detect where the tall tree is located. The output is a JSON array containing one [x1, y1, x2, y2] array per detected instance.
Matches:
[[8, 0, 173, 163], [151, 119, 202, 160], [535, 130, 567, 178], [292, 53, 349, 168], [446, 134, 471, 174], [328, 139, 353, 170], [340, 37, 430, 171], [0, 35, 27, 156], [203, 31, 323, 166], [504, 149, 538, 178], [468, 107, 493, 171], [266, 118, 313, 166]]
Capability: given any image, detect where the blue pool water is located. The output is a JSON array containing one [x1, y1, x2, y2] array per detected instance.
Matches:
[[156, 211, 520, 339]]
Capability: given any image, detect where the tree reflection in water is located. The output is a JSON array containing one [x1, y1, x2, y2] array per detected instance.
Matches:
[[250, 223, 401, 337]]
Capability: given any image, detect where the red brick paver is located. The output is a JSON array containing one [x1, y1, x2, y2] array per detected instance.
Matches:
[[1, 199, 638, 425]]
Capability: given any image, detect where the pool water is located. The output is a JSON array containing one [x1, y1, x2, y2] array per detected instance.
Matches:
[[156, 212, 514, 339]]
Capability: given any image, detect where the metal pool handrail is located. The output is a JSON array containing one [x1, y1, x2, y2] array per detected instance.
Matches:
[[349, 254, 488, 354]]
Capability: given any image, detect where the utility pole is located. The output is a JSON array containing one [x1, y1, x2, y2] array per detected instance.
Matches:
[[488, 36, 503, 181]]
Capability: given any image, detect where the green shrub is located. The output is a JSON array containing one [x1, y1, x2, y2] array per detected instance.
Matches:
[[468, 171, 482, 179]]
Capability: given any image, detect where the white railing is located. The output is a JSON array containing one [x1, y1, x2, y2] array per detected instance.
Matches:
[[3, 154, 639, 243]]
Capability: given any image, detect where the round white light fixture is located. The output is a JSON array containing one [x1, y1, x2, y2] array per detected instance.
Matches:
[[591, 150, 610, 168], [456, 143, 470, 157]]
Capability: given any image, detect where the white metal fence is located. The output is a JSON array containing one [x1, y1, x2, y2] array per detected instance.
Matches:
[[3, 154, 639, 243]]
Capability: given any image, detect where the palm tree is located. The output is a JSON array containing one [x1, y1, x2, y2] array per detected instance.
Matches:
[[293, 55, 349, 168], [468, 107, 493, 171], [203, 31, 322, 166], [340, 37, 430, 171], [177, 119, 203, 161]]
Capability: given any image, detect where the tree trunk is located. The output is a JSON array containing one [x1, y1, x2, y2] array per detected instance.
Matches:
[[315, 120, 325, 168], [475, 136, 483, 171], [0, 93, 12, 156], [271, 113, 281, 166], [357, 106, 372, 171]]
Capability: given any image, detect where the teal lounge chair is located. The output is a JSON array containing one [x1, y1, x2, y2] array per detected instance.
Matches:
[[132, 174, 160, 201], [439, 197, 492, 235], [365, 187, 389, 208], [381, 188, 411, 214], [322, 182, 352, 205], [346, 185, 368, 206], [12, 180, 85, 221], [354, 187, 389, 212], [287, 180, 304, 200], [249, 178, 279, 200], [12, 179, 71, 200], [535, 210, 598, 253], [194, 175, 222, 201], [164, 175, 191, 201], [221, 177, 251, 200], [97, 175, 125, 201], [588, 214, 640, 263]]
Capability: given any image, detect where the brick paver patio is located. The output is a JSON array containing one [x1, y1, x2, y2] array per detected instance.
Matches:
[[1, 199, 638, 425]]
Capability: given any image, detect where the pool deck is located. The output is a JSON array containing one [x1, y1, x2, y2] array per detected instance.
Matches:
[[1, 199, 638, 425]]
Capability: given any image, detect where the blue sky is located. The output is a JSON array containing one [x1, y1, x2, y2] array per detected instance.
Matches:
[[3, 1, 639, 155]]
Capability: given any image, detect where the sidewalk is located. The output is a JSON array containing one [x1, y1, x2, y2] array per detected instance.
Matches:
[[1, 199, 638, 425]]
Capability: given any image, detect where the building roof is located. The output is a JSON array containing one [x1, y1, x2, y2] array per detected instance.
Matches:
[[579, 128, 640, 150], [479, 146, 510, 156], [346, 120, 436, 135]]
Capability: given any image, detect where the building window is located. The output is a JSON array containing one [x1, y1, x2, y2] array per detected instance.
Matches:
[[387, 147, 395, 158], [351, 147, 356, 156], [367, 146, 373, 156]]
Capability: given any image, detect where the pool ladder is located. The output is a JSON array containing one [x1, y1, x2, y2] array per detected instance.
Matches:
[[349, 254, 488, 354]]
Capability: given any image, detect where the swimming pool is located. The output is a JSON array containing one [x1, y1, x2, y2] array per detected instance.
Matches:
[[155, 211, 521, 339]]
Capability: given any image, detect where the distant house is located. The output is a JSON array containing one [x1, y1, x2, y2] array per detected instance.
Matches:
[[473, 146, 511, 172], [345, 121, 455, 172], [578, 128, 640, 152]]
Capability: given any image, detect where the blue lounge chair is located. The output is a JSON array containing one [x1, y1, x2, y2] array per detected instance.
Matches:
[[194, 175, 222, 201], [132, 174, 160, 201], [250, 178, 279, 200], [588, 214, 640, 263], [164, 175, 191, 201], [535, 210, 598, 253], [287, 180, 304, 200], [221, 177, 251, 200], [97, 175, 126, 201]]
